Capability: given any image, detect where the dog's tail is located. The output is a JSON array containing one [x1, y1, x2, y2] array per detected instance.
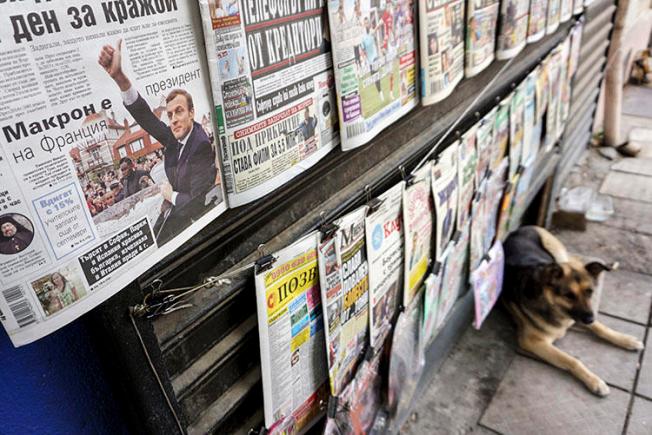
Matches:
[[534, 227, 569, 263]]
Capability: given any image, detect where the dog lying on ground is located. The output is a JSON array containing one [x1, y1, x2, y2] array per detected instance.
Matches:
[[502, 225, 644, 396]]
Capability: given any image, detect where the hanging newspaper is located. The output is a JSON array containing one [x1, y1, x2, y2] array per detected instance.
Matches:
[[323, 352, 383, 435], [509, 82, 526, 180], [546, 0, 561, 35], [476, 108, 497, 183], [472, 240, 504, 329], [535, 58, 549, 121], [559, 37, 572, 124], [469, 179, 487, 271], [509, 155, 536, 228], [436, 224, 469, 329], [568, 21, 584, 79], [458, 126, 478, 229], [318, 206, 369, 396], [496, 0, 530, 60], [432, 143, 459, 260], [328, 0, 419, 150], [545, 49, 562, 151], [465, 0, 500, 77], [422, 266, 444, 345], [365, 182, 404, 350], [419, 0, 465, 104], [496, 173, 518, 241], [0, 1, 228, 346], [198, 0, 339, 207], [255, 232, 328, 434], [403, 165, 433, 307], [527, 0, 548, 43], [522, 68, 541, 162], [484, 158, 509, 251], [491, 97, 511, 174], [560, 0, 573, 22]]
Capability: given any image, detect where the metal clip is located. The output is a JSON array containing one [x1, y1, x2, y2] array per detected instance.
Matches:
[[327, 396, 339, 418], [399, 165, 415, 185], [255, 245, 276, 272]]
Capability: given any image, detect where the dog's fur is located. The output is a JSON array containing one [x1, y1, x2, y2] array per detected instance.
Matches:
[[502, 225, 644, 397]]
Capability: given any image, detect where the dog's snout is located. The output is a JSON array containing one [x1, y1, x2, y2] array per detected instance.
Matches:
[[580, 312, 594, 325]]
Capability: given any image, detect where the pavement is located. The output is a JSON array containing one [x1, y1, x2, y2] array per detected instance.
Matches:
[[401, 86, 652, 435]]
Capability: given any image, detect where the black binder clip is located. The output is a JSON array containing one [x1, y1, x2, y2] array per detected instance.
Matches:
[[255, 245, 276, 272], [364, 345, 375, 361], [327, 396, 339, 418], [365, 185, 384, 214], [399, 165, 415, 185], [516, 164, 525, 175], [248, 426, 267, 435], [432, 261, 442, 276], [452, 230, 462, 244], [319, 220, 339, 240]]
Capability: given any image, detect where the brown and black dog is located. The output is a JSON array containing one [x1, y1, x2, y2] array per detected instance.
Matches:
[[502, 225, 644, 396]]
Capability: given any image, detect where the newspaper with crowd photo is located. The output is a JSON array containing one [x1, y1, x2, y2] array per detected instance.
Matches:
[[327, 0, 419, 150], [465, 0, 500, 77], [0, 0, 228, 346], [198, 0, 340, 207], [419, 0, 465, 104], [527, 0, 548, 43], [496, 0, 530, 60]]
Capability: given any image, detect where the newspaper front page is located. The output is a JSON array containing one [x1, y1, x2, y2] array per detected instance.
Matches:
[[0, 0, 228, 346], [522, 68, 541, 162], [496, 0, 530, 60], [559, 36, 572, 124], [422, 268, 443, 345], [527, 0, 548, 43], [491, 97, 511, 174], [431, 143, 459, 260], [546, 0, 561, 35], [509, 82, 526, 180], [465, 0, 500, 77], [436, 222, 469, 329], [544, 49, 562, 151], [419, 0, 465, 104], [318, 206, 369, 396], [198, 0, 340, 206], [403, 165, 433, 307], [365, 181, 404, 350], [471, 240, 504, 329], [458, 126, 479, 230], [328, 0, 419, 150], [476, 108, 497, 183], [255, 232, 328, 434]]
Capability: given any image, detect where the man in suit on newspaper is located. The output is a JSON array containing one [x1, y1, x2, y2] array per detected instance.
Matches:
[[98, 40, 217, 245]]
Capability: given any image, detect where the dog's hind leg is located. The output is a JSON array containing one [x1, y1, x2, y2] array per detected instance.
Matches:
[[519, 334, 611, 397], [585, 321, 644, 351]]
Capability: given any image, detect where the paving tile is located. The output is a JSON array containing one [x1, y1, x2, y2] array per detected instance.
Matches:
[[627, 397, 652, 435], [607, 197, 652, 236], [637, 332, 652, 400], [472, 425, 501, 434], [623, 86, 652, 118], [612, 158, 652, 177], [480, 355, 630, 435], [401, 310, 517, 435], [600, 269, 652, 325], [554, 224, 652, 276], [557, 315, 645, 391], [600, 171, 652, 204]]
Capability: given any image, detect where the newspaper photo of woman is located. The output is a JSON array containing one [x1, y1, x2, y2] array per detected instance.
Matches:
[[0, 214, 34, 255], [32, 269, 88, 316]]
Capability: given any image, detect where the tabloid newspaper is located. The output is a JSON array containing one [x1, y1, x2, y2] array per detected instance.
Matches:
[[527, 0, 548, 43], [508, 82, 526, 181], [476, 108, 497, 183], [458, 126, 479, 230], [560, 0, 573, 22], [254, 232, 328, 434], [431, 143, 459, 260], [422, 268, 443, 346], [496, 0, 530, 60], [469, 179, 487, 271], [402, 165, 433, 307], [546, 0, 561, 35], [491, 97, 511, 174], [365, 181, 404, 350], [509, 155, 536, 228], [535, 58, 549, 126], [0, 0, 228, 346], [544, 49, 562, 151], [436, 222, 469, 329], [465, 0, 500, 77], [522, 68, 541, 162], [323, 352, 382, 435], [471, 240, 504, 329], [317, 206, 369, 396], [327, 0, 419, 150], [197, 0, 340, 207], [484, 158, 509, 250], [419, 0, 465, 104]]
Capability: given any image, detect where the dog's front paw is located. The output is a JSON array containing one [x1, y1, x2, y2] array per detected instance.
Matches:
[[620, 334, 644, 351], [588, 377, 610, 397]]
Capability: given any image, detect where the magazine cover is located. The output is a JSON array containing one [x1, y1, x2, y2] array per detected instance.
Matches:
[[388, 295, 425, 424], [366, 181, 404, 350], [422, 268, 444, 346], [457, 126, 478, 230], [318, 206, 369, 396], [419, 0, 465, 104], [508, 82, 526, 180], [403, 165, 433, 307], [198, 0, 339, 207], [491, 97, 511, 174], [0, 0, 228, 346], [560, 0, 573, 22], [527, 0, 548, 43], [546, 0, 561, 35], [436, 223, 469, 330], [254, 232, 328, 434], [323, 352, 383, 435], [431, 144, 459, 260], [327, 0, 419, 150], [522, 68, 540, 163], [484, 158, 509, 251], [476, 108, 497, 183], [465, 0, 500, 77], [472, 240, 505, 329], [496, 0, 530, 60]]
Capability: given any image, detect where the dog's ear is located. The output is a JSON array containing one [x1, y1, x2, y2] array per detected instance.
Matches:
[[540, 263, 563, 284], [585, 261, 613, 278]]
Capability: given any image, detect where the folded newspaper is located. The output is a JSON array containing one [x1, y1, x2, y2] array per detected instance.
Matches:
[[0, 0, 228, 346]]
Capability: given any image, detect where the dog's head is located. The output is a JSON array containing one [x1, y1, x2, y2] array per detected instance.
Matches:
[[539, 259, 614, 325]]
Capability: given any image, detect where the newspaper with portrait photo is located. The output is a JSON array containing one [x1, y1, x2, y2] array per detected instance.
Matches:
[[0, 0, 227, 346], [465, 0, 500, 77], [496, 0, 530, 60], [527, 0, 548, 43], [327, 0, 419, 150]]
